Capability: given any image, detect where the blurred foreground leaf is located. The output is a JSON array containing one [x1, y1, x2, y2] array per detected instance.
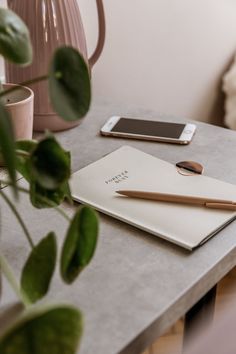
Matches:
[[30, 181, 71, 209], [49, 46, 91, 121], [21, 233, 57, 303], [15, 138, 72, 208], [0, 305, 82, 354], [30, 136, 70, 190], [0, 8, 32, 65], [61, 206, 98, 284]]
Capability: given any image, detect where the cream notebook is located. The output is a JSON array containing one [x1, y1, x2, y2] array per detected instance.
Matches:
[[70, 146, 236, 250]]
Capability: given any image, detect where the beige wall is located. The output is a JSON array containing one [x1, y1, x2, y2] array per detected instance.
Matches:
[[2, 1, 236, 124], [79, 0, 236, 124]]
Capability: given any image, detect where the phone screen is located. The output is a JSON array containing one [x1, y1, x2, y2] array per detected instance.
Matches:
[[111, 118, 185, 139]]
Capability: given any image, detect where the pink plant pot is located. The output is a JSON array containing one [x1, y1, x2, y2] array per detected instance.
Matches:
[[4, 83, 34, 140]]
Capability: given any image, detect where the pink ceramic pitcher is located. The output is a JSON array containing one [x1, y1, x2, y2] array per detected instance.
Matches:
[[6, 0, 105, 131]]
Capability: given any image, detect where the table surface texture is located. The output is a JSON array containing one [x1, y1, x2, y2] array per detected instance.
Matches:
[[2, 101, 236, 354]]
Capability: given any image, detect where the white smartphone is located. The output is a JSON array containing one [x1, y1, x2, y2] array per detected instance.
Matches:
[[100, 116, 196, 144]]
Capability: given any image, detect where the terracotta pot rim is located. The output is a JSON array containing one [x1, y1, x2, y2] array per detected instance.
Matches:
[[3, 83, 34, 108]]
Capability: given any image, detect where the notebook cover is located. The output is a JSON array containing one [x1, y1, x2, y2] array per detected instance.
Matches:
[[70, 146, 236, 250]]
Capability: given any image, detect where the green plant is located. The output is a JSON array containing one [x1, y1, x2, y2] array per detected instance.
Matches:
[[0, 8, 99, 354]]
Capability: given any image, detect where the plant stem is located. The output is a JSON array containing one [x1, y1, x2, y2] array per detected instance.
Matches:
[[19, 187, 71, 222], [0, 74, 49, 98], [0, 182, 71, 222], [0, 250, 30, 307], [0, 189, 34, 249], [53, 205, 71, 222]]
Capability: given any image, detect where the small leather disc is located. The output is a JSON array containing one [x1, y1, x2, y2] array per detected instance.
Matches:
[[176, 161, 204, 176]]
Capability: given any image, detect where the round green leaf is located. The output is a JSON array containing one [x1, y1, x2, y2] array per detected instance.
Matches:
[[0, 8, 32, 65], [49, 46, 91, 121], [0, 305, 83, 354], [21, 232, 57, 303], [15, 138, 72, 208], [30, 181, 71, 209], [61, 206, 99, 284], [30, 136, 71, 190]]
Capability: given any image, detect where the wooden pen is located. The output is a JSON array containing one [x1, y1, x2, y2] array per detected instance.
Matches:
[[116, 190, 236, 211]]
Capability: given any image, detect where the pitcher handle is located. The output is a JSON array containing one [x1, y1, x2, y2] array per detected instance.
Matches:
[[89, 0, 106, 68]]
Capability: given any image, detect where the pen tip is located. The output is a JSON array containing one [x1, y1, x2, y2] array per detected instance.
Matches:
[[116, 190, 125, 196]]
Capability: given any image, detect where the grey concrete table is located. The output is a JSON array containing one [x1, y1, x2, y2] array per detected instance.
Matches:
[[2, 101, 236, 354]]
